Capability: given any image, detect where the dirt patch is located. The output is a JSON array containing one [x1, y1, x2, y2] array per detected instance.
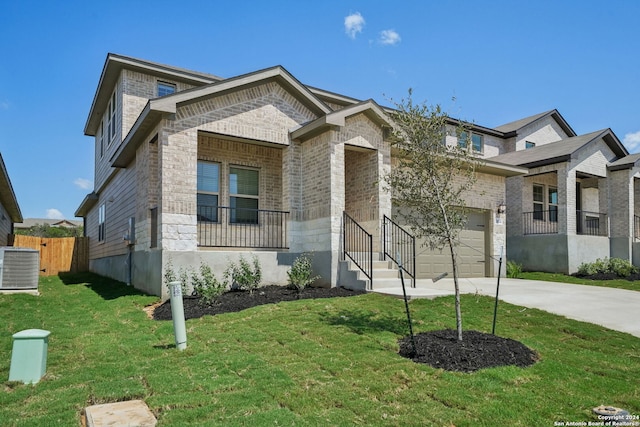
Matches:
[[398, 329, 538, 372], [152, 285, 366, 321]]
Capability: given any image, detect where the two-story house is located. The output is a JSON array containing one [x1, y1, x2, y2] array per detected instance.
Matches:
[[76, 53, 637, 298]]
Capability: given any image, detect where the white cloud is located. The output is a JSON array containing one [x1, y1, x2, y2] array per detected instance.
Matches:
[[623, 131, 640, 153], [46, 208, 64, 220], [380, 29, 401, 45], [0, 100, 9, 110], [344, 12, 365, 39], [74, 178, 93, 190]]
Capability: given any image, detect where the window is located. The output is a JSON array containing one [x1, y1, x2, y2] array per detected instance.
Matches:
[[197, 161, 220, 222], [157, 82, 176, 97], [100, 121, 105, 158], [458, 131, 483, 153], [150, 207, 158, 248], [533, 185, 544, 220], [98, 203, 106, 242], [525, 141, 536, 149], [548, 187, 558, 222], [532, 184, 557, 222], [229, 167, 259, 224], [109, 92, 116, 142]]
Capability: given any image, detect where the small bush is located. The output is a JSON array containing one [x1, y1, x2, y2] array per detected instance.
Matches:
[[506, 260, 523, 278], [225, 255, 262, 293], [192, 262, 226, 305], [577, 257, 638, 278], [607, 257, 638, 277], [163, 258, 190, 295], [288, 254, 320, 292]]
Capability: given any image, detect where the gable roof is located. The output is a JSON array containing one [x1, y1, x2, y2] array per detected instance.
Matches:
[[85, 53, 222, 136], [488, 129, 627, 168], [494, 109, 576, 138], [291, 99, 391, 142], [111, 65, 332, 168], [608, 153, 640, 171], [0, 153, 22, 223]]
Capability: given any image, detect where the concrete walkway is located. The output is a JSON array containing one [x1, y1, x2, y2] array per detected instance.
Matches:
[[374, 277, 640, 338]]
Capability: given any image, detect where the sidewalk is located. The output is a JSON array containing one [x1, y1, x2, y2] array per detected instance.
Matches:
[[373, 277, 640, 338]]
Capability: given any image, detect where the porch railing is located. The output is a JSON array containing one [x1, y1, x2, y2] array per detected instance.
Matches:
[[523, 210, 608, 236], [523, 210, 558, 235], [197, 206, 289, 249], [343, 211, 373, 290], [383, 215, 416, 288], [576, 210, 607, 236]]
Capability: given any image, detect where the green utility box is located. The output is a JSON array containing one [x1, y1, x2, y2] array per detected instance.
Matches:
[[9, 329, 51, 384]]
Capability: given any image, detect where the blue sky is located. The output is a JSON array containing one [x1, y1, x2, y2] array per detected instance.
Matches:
[[1, 0, 639, 220]]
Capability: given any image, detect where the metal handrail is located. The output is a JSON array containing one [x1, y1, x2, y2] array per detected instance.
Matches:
[[523, 210, 558, 235], [197, 206, 289, 248], [343, 211, 373, 290], [383, 215, 416, 288], [576, 210, 607, 236]]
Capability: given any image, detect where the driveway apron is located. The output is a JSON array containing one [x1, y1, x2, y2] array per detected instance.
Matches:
[[377, 278, 640, 338]]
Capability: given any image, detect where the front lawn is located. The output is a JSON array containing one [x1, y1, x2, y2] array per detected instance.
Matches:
[[1, 273, 638, 426], [519, 271, 640, 291]]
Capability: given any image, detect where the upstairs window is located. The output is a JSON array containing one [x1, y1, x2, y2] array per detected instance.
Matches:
[[99, 121, 105, 158], [458, 131, 483, 153], [197, 161, 220, 222], [157, 82, 176, 97], [109, 92, 116, 143], [525, 141, 536, 149], [229, 167, 259, 224]]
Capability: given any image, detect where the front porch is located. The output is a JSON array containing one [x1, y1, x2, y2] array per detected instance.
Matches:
[[522, 210, 608, 236], [197, 206, 290, 249]]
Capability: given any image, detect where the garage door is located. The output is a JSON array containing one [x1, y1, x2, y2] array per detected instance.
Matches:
[[399, 210, 488, 279]]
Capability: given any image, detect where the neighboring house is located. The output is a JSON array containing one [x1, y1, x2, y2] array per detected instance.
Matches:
[[0, 153, 23, 245], [77, 53, 536, 298], [489, 111, 635, 273], [14, 218, 83, 231]]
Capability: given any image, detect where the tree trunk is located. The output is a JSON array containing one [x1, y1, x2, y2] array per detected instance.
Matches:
[[448, 237, 463, 341]]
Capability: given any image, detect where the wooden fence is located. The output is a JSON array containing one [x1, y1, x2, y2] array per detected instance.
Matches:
[[8, 235, 89, 275]]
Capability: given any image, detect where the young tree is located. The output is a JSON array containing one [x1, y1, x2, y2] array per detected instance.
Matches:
[[385, 90, 482, 341]]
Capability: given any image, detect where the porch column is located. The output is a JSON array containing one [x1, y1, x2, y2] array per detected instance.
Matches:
[[609, 168, 633, 261], [329, 141, 346, 286], [558, 165, 576, 235]]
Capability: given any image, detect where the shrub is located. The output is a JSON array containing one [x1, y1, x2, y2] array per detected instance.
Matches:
[[506, 260, 523, 278], [577, 257, 638, 278], [287, 254, 320, 292], [607, 257, 638, 277], [163, 258, 189, 295], [225, 255, 262, 293], [191, 262, 225, 305]]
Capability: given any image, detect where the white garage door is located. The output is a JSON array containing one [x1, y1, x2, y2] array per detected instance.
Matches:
[[400, 210, 488, 279]]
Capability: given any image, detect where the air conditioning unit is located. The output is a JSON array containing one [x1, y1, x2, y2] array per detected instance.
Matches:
[[0, 247, 40, 290]]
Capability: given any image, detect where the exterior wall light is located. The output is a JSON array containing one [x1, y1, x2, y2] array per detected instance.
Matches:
[[497, 203, 506, 214]]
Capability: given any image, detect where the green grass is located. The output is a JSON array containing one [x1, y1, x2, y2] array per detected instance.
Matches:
[[1, 272, 639, 426], [519, 271, 640, 291]]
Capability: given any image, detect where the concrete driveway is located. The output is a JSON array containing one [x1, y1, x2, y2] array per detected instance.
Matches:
[[374, 277, 640, 338]]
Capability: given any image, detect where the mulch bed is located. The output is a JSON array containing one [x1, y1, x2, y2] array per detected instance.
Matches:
[[573, 272, 640, 281], [151, 285, 538, 372], [398, 329, 539, 372], [152, 285, 366, 320]]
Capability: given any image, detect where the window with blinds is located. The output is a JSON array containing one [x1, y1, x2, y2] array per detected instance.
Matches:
[[229, 167, 259, 224], [197, 161, 220, 222]]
